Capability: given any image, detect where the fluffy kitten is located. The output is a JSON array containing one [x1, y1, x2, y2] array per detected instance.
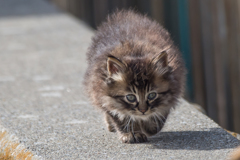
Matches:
[[84, 10, 186, 143]]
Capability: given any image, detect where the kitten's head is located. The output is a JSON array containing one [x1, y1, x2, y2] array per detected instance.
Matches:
[[104, 49, 181, 120]]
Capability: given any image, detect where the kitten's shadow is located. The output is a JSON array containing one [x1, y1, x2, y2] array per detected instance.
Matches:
[[147, 128, 240, 150]]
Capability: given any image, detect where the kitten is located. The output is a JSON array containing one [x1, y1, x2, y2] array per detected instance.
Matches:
[[84, 10, 186, 143]]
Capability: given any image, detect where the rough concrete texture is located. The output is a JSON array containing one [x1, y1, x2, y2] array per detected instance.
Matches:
[[0, 0, 239, 159]]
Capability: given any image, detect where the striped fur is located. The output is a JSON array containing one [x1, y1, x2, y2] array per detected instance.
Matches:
[[84, 10, 186, 143]]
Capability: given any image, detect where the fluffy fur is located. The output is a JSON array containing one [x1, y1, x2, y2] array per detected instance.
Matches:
[[84, 10, 186, 143]]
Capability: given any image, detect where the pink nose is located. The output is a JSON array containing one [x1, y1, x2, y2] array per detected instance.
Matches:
[[139, 109, 147, 114]]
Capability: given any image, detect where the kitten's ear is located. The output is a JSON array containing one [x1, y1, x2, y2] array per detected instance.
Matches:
[[107, 56, 126, 76], [151, 51, 168, 68]]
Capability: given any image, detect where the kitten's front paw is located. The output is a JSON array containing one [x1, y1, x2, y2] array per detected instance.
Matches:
[[120, 132, 148, 143]]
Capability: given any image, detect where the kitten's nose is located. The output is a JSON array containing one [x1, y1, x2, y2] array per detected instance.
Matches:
[[139, 109, 147, 114]]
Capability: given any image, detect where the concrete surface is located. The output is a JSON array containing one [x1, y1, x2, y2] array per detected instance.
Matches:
[[0, 0, 239, 159]]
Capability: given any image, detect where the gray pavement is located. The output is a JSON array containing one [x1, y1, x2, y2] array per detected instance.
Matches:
[[0, 0, 239, 159]]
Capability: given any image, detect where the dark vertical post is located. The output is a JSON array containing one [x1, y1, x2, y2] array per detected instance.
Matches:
[[199, 0, 218, 122], [93, 0, 109, 28], [188, 0, 206, 110], [225, 0, 240, 132], [177, 0, 194, 100]]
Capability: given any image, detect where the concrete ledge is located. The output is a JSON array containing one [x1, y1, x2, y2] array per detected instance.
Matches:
[[0, 125, 40, 160], [0, 0, 239, 159]]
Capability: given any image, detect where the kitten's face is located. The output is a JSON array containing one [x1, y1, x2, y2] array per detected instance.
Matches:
[[105, 51, 175, 120]]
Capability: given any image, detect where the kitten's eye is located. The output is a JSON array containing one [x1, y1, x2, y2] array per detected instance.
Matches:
[[126, 94, 136, 102], [148, 92, 157, 100]]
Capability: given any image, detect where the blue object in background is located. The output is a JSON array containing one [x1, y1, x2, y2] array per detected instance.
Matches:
[[164, 0, 193, 100]]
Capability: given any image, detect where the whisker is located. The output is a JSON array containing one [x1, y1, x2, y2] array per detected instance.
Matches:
[[153, 115, 160, 132], [127, 117, 132, 132], [123, 120, 128, 131], [131, 120, 134, 134], [124, 117, 131, 132], [155, 113, 165, 125], [158, 112, 166, 120]]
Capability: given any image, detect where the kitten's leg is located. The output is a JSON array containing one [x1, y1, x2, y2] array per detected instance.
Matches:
[[117, 118, 147, 143], [106, 113, 147, 143], [142, 113, 169, 136], [105, 113, 116, 132]]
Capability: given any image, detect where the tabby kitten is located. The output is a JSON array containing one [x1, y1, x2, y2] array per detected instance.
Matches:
[[84, 10, 186, 143]]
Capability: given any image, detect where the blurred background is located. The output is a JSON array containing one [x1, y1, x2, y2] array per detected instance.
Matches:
[[49, 0, 240, 133]]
